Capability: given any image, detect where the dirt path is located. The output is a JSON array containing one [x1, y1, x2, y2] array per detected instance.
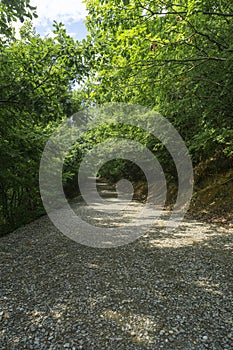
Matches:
[[0, 180, 232, 349]]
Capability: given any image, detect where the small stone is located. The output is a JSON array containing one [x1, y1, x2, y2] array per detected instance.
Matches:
[[34, 338, 40, 345], [202, 335, 208, 341], [23, 336, 27, 342]]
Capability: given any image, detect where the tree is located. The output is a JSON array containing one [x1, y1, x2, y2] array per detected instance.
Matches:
[[0, 0, 37, 37], [83, 0, 233, 162], [0, 20, 86, 233]]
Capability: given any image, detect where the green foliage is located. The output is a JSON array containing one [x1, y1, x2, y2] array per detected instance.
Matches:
[[0, 0, 37, 38], [0, 16, 86, 233], [83, 0, 233, 164], [61, 105, 178, 186], [1, 0, 232, 233]]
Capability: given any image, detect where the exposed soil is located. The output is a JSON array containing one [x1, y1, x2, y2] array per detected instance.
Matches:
[[132, 165, 233, 228]]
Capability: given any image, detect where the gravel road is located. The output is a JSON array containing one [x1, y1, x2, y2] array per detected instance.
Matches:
[[0, 181, 232, 349]]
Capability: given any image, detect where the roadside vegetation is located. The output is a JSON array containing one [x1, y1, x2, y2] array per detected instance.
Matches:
[[0, 0, 232, 234]]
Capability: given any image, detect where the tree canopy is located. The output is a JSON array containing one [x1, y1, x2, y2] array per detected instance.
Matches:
[[0, 0, 232, 234], [83, 0, 233, 160], [0, 7, 86, 232], [0, 0, 37, 37]]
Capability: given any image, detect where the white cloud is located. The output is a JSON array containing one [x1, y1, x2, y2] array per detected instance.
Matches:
[[12, 0, 87, 40], [31, 0, 87, 27]]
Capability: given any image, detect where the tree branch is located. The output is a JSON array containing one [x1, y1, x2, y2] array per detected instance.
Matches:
[[139, 7, 233, 17]]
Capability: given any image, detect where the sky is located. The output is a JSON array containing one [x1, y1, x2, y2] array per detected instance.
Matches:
[[28, 0, 88, 41]]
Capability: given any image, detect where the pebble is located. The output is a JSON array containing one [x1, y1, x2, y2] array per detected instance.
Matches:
[[202, 335, 208, 341], [0, 193, 232, 350]]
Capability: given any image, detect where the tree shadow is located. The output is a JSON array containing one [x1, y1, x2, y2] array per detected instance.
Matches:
[[0, 216, 232, 349]]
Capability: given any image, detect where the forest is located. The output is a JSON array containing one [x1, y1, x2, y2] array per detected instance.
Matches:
[[0, 0, 232, 234]]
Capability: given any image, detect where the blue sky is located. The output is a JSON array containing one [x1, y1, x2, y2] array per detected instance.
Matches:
[[30, 0, 88, 41]]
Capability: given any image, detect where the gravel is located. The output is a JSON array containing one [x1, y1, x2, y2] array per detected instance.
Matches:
[[0, 182, 232, 349]]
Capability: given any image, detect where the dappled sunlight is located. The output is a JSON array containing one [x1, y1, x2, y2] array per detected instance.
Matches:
[[0, 0, 232, 348], [103, 309, 157, 346], [1, 215, 232, 348], [193, 279, 223, 296], [87, 262, 99, 269], [146, 220, 231, 248]]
